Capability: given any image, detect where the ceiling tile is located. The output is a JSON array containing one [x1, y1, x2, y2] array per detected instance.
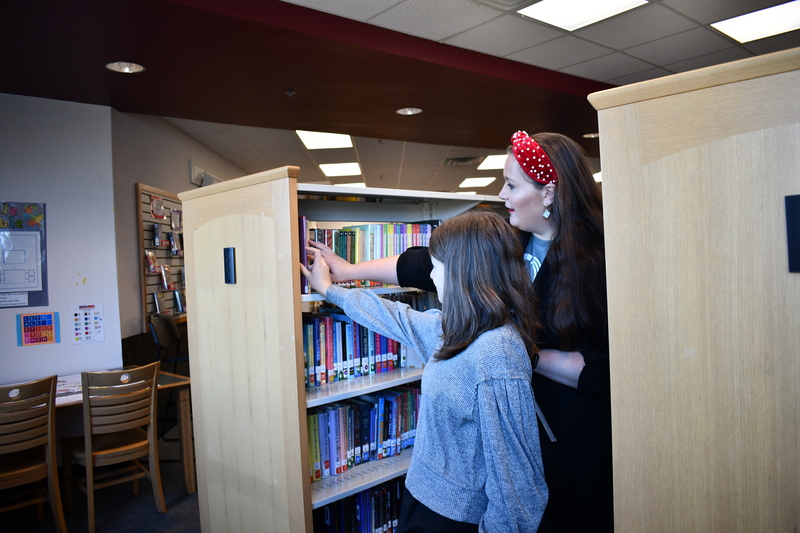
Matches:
[[624, 27, 734, 65], [575, 3, 696, 50], [607, 66, 674, 85], [278, 0, 404, 21], [660, 0, 788, 24], [742, 29, 800, 55], [508, 35, 613, 70], [663, 46, 753, 73], [369, 0, 501, 41], [444, 14, 563, 56], [560, 52, 655, 82]]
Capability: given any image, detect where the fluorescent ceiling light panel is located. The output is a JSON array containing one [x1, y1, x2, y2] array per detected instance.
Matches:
[[459, 177, 496, 188], [296, 130, 353, 150], [477, 155, 507, 170], [319, 162, 361, 177], [518, 0, 647, 31], [334, 182, 367, 188], [711, 1, 800, 43], [593, 172, 602, 183]]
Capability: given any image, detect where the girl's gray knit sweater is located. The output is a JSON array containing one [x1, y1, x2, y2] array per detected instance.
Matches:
[[326, 286, 548, 533]]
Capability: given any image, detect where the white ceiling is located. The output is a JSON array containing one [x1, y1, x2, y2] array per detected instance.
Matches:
[[167, 0, 800, 195]]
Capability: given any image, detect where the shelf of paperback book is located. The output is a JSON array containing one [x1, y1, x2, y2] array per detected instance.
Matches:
[[311, 448, 414, 509], [301, 286, 421, 303], [306, 366, 424, 409]]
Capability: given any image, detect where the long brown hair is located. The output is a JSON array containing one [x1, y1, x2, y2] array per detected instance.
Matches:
[[428, 209, 540, 361], [533, 132, 607, 350]]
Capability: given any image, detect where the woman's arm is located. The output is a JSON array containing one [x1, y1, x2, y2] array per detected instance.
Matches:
[[534, 348, 586, 389], [307, 240, 400, 285]]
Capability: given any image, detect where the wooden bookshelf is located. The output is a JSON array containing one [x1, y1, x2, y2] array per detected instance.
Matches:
[[179, 167, 501, 532]]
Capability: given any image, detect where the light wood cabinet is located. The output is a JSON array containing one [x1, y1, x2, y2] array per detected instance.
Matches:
[[588, 48, 800, 532], [178, 166, 501, 532]]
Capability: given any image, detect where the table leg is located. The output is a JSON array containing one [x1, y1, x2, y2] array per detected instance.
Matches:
[[176, 387, 196, 494]]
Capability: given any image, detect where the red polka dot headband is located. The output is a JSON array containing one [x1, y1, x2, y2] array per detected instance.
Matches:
[[511, 131, 558, 184]]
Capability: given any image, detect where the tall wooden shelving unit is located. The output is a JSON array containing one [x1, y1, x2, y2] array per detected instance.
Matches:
[[588, 48, 800, 531], [178, 166, 502, 532]]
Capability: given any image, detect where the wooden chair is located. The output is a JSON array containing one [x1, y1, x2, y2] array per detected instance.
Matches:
[[61, 362, 166, 533], [0, 375, 67, 533]]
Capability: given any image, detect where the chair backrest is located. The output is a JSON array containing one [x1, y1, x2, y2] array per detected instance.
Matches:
[[0, 376, 57, 456], [81, 362, 160, 438], [148, 313, 181, 354]]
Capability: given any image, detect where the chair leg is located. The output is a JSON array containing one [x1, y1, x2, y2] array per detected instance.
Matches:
[[150, 428, 167, 513], [87, 462, 96, 533], [47, 446, 69, 533], [61, 448, 73, 513]]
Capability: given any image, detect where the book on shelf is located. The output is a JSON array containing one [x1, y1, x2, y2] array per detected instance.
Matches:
[[299, 216, 310, 295], [303, 313, 408, 388], [302, 220, 437, 291], [312, 477, 406, 533], [309, 412, 321, 482], [306, 384, 421, 485]]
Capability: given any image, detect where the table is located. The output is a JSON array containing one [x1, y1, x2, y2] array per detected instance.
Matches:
[[55, 369, 196, 495]]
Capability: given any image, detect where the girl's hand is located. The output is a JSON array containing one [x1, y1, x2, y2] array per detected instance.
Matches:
[[307, 240, 357, 282], [299, 247, 333, 297]]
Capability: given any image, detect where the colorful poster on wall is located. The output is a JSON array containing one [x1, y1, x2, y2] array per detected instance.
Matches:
[[0, 202, 48, 308], [17, 311, 60, 347], [71, 303, 105, 344]]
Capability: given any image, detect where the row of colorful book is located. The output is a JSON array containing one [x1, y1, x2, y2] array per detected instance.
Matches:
[[299, 217, 438, 293], [303, 313, 408, 387], [308, 385, 421, 483], [312, 477, 405, 533]]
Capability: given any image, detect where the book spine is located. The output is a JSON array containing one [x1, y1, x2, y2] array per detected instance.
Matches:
[[334, 320, 343, 382], [327, 407, 338, 475], [313, 318, 324, 386], [299, 216, 309, 294], [338, 404, 348, 472], [347, 405, 355, 469], [309, 413, 321, 482], [380, 334, 388, 372], [318, 410, 330, 478], [324, 317, 335, 383]]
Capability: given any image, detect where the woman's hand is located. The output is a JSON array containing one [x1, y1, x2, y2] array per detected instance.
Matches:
[[299, 247, 333, 297], [307, 240, 358, 282]]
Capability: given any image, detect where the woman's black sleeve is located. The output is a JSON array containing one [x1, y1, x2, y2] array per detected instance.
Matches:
[[396, 247, 437, 292]]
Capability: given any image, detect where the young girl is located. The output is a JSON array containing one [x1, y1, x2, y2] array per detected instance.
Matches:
[[300, 209, 547, 533]]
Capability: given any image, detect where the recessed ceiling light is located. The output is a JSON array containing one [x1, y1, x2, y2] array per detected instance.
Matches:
[[296, 130, 353, 150], [711, 1, 800, 43], [583, 133, 600, 139], [477, 154, 507, 170], [396, 107, 422, 116], [518, 0, 647, 31], [105, 61, 145, 74], [459, 177, 496, 188], [319, 162, 361, 177], [334, 182, 367, 188], [593, 172, 602, 182]]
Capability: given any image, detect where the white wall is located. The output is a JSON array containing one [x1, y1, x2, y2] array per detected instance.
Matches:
[[0, 94, 122, 383], [111, 112, 244, 337]]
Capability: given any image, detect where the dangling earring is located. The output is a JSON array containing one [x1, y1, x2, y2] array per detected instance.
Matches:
[[542, 205, 551, 219]]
